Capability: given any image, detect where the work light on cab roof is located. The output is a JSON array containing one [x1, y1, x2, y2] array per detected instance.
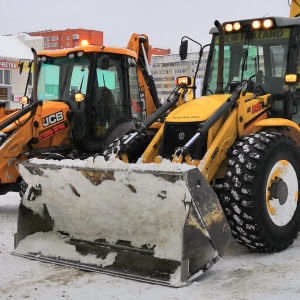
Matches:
[[224, 18, 274, 32]]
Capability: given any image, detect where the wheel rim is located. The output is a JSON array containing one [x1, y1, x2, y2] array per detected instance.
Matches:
[[266, 160, 298, 226]]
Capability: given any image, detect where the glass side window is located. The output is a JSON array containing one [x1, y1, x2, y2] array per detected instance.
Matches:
[[205, 28, 290, 95], [37, 56, 89, 101], [129, 65, 146, 121]]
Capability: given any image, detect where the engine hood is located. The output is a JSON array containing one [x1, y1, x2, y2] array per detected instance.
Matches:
[[166, 94, 230, 123]]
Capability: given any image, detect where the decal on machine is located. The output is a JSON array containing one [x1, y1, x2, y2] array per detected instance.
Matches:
[[210, 147, 219, 163], [252, 102, 262, 114], [42, 111, 64, 127]]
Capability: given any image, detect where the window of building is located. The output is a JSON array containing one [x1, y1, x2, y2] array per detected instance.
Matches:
[[44, 43, 50, 48], [51, 36, 58, 41], [50, 43, 58, 48], [0, 70, 11, 85], [66, 36, 70, 40], [44, 37, 50, 42]]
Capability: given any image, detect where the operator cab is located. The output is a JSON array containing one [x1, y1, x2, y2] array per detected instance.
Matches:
[[203, 17, 300, 123], [34, 49, 143, 154]]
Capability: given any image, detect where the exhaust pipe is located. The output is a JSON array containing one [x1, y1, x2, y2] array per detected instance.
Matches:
[[214, 20, 225, 94]]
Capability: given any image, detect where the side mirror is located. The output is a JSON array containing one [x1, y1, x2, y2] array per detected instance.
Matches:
[[179, 40, 188, 61], [18, 62, 24, 74]]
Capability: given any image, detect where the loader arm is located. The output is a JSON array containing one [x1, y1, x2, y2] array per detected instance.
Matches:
[[172, 81, 246, 164], [0, 102, 40, 191], [0, 100, 71, 192], [103, 83, 188, 162], [127, 33, 160, 114]]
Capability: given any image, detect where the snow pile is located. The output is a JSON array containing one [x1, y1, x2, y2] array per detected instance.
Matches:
[[2, 192, 300, 298], [27, 155, 196, 172], [18, 157, 196, 262], [17, 232, 117, 267]]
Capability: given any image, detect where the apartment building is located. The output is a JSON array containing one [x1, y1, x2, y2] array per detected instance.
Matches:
[[150, 51, 208, 102], [27, 29, 171, 58], [2, 27, 201, 107], [28, 29, 104, 49]]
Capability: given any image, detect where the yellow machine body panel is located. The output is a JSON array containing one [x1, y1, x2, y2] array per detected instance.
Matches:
[[0, 101, 71, 185]]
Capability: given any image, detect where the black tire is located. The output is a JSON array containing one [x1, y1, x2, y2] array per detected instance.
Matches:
[[103, 131, 153, 163], [216, 132, 300, 252]]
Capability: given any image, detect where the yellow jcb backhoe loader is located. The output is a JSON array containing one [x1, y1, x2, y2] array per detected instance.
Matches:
[[0, 33, 160, 195], [13, 0, 300, 288]]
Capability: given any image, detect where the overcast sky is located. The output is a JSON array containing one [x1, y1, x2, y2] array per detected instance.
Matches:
[[0, 0, 291, 53]]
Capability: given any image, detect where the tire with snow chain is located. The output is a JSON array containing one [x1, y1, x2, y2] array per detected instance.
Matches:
[[217, 132, 300, 253]]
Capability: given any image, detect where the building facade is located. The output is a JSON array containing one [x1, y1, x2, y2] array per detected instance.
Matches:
[[0, 34, 43, 108], [149, 46, 170, 58], [150, 51, 208, 102], [28, 29, 104, 50]]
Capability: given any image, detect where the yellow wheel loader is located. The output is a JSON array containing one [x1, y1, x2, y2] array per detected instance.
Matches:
[[13, 0, 300, 287], [0, 33, 160, 195]]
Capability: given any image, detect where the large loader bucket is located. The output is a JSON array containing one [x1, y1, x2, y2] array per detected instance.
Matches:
[[13, 157, 231, 287]]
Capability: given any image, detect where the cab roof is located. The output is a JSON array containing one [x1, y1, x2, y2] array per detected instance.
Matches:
[[38, 44, 138, 59], [210, 16, 300, 34]]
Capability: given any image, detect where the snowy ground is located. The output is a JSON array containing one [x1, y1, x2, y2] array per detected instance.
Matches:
[[1, 192, 300, 300]]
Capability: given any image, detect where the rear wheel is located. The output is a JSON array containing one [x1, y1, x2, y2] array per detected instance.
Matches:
[[217, 132, 300, 252]]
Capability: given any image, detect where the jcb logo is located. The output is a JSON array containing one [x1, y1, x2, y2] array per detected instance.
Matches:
[[42, 111, 64, 127]]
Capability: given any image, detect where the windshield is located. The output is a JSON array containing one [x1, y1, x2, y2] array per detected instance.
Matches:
[[37, 55, 89, 101], [205, 28, 291, 95]]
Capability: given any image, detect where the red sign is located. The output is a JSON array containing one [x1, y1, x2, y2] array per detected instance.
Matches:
[[0, 60, 18, 69]]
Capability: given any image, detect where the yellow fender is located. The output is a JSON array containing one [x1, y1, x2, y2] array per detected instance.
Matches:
[[255, 118, 300, 146]]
